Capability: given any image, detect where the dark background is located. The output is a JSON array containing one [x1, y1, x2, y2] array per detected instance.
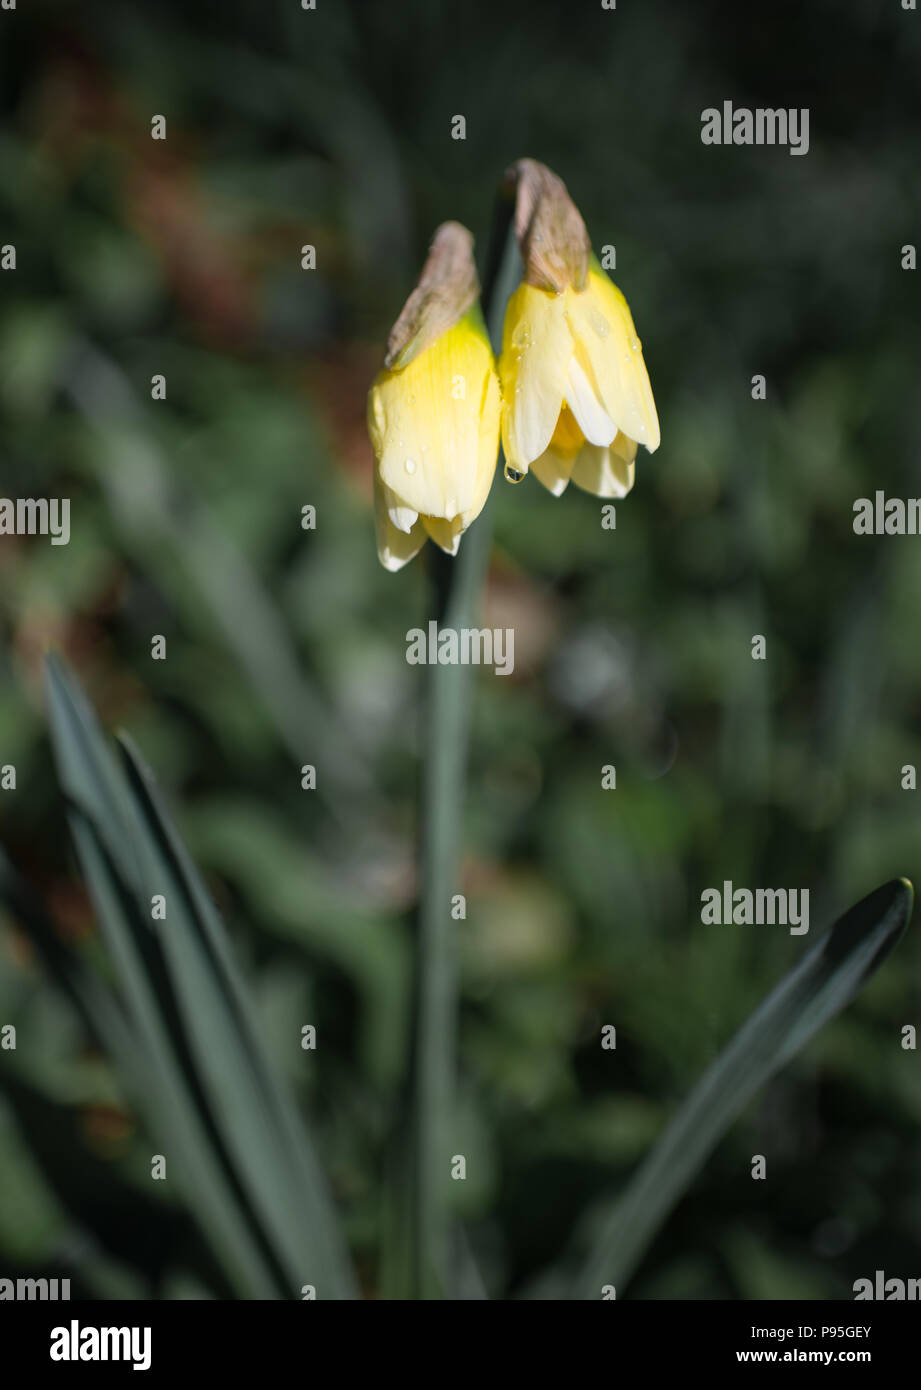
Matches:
[[1, 0, 920, 1298]]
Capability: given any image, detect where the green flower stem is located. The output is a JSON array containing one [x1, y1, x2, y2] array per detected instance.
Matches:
[[406, 200, 519, 1299], [410, 516, 492, 1298]]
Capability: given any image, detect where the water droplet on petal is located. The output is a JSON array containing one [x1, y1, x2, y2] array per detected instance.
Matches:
[[504, 462, 525, 484], [404, 458, 417, 475], [589, 309, 609, 339]]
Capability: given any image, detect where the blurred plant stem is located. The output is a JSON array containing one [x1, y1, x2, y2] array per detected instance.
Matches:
[[409, 518, 492, 1297], [403, 200, 520, 1299]]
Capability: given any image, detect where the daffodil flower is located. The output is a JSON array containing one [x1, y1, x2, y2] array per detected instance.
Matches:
[[499, 160, 660, 499], [368, 222, 500, 571]]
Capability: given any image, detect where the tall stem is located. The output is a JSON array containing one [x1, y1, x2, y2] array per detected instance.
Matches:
[[411, 517, 492, 1298], [407, 201, 518, 1299]]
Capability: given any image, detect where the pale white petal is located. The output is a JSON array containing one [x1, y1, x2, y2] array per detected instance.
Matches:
[[373, 467, 427, 570], [385, 486, 419, 534]]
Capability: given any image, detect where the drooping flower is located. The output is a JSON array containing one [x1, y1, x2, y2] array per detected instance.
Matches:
[[498, 159, 660, 499], [368, 222, 500, 571]]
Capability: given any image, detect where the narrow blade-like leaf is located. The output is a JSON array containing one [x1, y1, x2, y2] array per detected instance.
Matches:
[[575, 878, 912, 1298], [44, 655, 357, 1299]]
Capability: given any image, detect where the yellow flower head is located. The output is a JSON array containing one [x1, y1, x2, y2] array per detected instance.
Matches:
[[498, 160, 660, 499], [368, 222, 500, 571]]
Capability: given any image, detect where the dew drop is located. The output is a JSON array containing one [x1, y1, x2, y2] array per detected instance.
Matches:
[[404, 458, 417, 475], [504, 462, 525, 484], [589, 309, 609, 339]]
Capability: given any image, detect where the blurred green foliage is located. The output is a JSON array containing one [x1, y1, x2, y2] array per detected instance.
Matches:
[[1, 0, 920, 1299]]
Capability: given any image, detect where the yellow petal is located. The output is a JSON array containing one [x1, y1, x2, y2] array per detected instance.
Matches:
[[531, 446, 575, 496], [459, 366, 501, 527], [422, 514, 464, 555], [373, 467, 427, 571], [373, 308, 499, 520], [565, 263, 660, 452], [570, 432, 637, 498], [530, 406, 583, 496], [499, 283, 573, 470], [368, 382, 387, 456]]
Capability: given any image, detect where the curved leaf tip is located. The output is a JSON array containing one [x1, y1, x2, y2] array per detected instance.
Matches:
[[820, 877, 912, 982]]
